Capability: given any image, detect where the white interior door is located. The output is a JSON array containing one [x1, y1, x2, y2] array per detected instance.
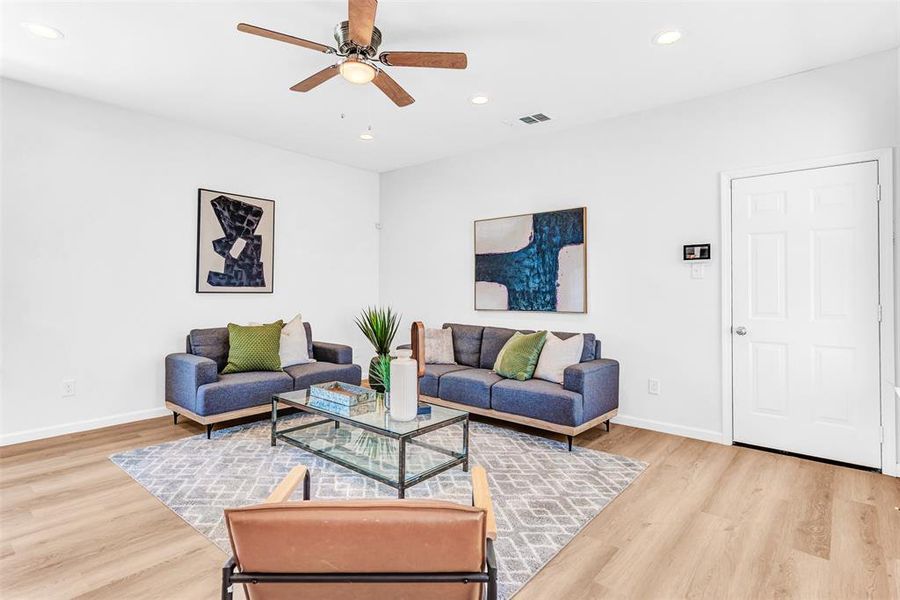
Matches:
[[731, 161, 882, 468]]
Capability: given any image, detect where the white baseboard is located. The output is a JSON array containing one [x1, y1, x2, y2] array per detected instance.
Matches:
[[0, 407, 171, 447], [611, 413, 728, 445]]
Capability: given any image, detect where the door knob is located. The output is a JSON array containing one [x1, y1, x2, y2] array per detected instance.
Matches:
[[734, 326, 748, 336]]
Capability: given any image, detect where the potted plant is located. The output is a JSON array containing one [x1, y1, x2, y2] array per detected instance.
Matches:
[[355, 306, 400, 393], [368, 354, 391, 397]]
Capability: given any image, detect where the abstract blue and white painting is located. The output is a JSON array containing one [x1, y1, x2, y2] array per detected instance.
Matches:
[[475, 207, 586, 312]]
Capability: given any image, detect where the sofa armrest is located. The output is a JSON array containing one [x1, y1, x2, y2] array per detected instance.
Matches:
[[563, 359, 619, 422], [312, 341, 353, 365], [165, 353, 218, 413]]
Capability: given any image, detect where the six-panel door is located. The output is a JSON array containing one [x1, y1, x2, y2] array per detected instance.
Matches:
[[731, 161, 881, 468]]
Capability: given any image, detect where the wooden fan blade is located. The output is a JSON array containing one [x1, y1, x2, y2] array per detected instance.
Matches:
[[290, 65, 340, 92], [237, 23, 334, 54], [348, 0, 377, 46], [372, 70, 414, 107], [379, 51, 467, 69]]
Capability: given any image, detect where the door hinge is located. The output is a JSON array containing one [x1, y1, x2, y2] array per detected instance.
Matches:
[[877, 304, 883, 322], [876, 184, 882, 203]]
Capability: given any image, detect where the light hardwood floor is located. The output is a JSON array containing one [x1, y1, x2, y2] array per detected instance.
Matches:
[[1, 415, 898, 599]]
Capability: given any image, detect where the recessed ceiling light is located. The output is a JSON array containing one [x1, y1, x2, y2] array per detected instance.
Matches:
[[653, 30, 682, 45], [21, 22, 64, 40], [359, 132, 374, 141], [470, 95, 489, 105]]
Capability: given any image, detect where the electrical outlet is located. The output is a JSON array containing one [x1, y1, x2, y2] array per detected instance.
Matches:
[[648, 379, 660, 395], [61, 379, 76, 397]]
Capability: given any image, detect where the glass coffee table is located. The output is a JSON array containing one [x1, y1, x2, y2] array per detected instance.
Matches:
[[271, 390, 469, 498]]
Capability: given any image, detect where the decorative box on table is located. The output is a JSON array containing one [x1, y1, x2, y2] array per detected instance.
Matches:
[[309, 381, 376, 407], [308, 397, 376, 418]]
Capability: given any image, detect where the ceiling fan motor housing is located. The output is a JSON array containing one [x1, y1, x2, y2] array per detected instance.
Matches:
[[334, 21, 382, 57]]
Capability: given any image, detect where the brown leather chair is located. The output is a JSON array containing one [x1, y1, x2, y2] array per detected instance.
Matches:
[[222, 465, 498, 600]]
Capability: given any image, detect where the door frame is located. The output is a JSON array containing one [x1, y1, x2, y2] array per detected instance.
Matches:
[[719, 149, 896, 476]]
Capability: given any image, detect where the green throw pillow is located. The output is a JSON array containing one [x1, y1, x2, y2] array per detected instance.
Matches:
[[493, 331, 548, 381], [221, 321, 284, 374]]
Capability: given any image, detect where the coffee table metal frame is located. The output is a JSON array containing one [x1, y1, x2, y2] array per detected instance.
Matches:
[[271, 395, 469, 498]]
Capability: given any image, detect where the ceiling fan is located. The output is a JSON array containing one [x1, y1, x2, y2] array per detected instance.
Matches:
[[237, 0, 467, 107]]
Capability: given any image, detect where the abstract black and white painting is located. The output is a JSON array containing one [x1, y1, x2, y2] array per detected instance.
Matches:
[[196, 189, 274, 293], [475, 207, 586, 312]]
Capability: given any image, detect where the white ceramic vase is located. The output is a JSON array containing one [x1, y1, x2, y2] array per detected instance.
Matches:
[[389, 348, 418, 421]]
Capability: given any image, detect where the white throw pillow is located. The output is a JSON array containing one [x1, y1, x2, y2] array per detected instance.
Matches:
[[278, 314, 314, 368], [425, 327, 456, 364], [534, 333, 583, 384]]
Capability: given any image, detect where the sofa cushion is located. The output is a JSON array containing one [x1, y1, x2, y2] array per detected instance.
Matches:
[[221, 321, 284, 374], [189, 327, 229, 372], [443, 323, 484, 368], [285, 362, 362, 391], [196, 371, 293, 416], [420, 364, 470, 397], [491, 378, 584, 427], [438, 368, 501, 409], [425, 327, 456, 364], [302, 322, 313, 356], [534, 333, 584, 384], [479, 327, 532, 369], [552, 331, 596, 362], [280, 314, 313, 367], [493, 331, 547, 381]]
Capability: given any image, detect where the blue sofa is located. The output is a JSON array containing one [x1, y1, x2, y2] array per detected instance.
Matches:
[[416, 323, 618, 450], [165, 322, 361, 438]]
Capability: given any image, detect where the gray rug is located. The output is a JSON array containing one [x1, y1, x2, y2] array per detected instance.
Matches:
[[110, 414, 645, 599]]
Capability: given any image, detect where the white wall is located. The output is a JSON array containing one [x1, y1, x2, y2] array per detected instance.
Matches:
[[3, 50, 898, 458], [380, 50, 899, 444], [0, 79, 380, 444]]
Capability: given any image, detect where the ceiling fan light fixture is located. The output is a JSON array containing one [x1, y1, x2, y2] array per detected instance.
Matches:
[[653, 30, 682, 45], [21, 22, 64, 40], [340, 58, 376, 84], [236, 0, 466, 107]]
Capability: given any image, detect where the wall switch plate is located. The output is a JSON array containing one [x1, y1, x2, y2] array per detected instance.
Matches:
[[61, 379, 76, 397], [691, 264, 705, 279], [648, 379, 660, 395]]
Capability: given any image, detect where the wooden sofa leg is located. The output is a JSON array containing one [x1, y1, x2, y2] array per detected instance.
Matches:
[[173, 412, 178, 425], [605, 420, 610, 432], [567, 435, 573, 452], [206, 424, 213, 439]]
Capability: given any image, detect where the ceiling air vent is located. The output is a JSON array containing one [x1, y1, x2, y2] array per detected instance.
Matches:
[[519, 112, 551, 124]]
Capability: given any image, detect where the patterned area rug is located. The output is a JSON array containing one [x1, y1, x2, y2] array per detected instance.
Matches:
[[110, 414, 645, 599]]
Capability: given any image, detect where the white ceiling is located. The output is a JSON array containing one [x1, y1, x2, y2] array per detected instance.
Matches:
[[2, 1, 898, 172]]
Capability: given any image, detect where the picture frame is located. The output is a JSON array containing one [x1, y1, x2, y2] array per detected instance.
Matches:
[[196, 188, 275, 293], [474, 207, 587, 313]]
